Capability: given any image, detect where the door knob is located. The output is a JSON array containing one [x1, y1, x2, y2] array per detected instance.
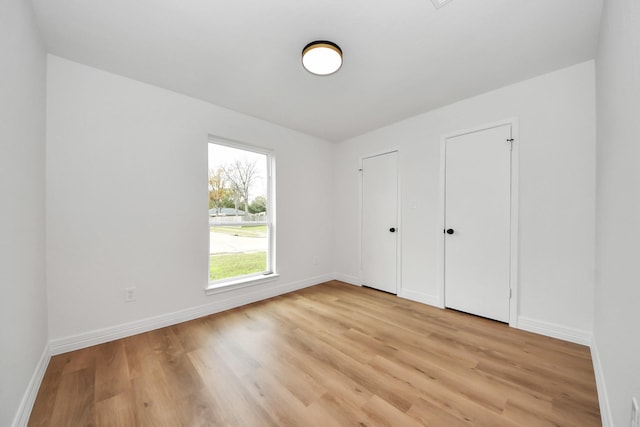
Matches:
[[389, 227, 396, 233], [446, 229, 454, 235]]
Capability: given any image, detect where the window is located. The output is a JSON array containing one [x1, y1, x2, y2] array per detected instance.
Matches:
[[207, 138, 275, 292]]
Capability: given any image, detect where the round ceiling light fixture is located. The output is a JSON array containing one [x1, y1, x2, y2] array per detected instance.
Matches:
[[302, 41, 343, 76]]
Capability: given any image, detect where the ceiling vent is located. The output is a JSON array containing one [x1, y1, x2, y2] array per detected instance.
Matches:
[[431, 0, 454, 9]]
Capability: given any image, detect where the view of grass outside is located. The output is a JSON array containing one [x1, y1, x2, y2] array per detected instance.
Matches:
[[209, 251, 267, 281], [209, 225, 268, 281]]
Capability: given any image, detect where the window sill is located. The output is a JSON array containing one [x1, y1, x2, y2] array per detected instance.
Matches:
[[205, 273, 280, 296]]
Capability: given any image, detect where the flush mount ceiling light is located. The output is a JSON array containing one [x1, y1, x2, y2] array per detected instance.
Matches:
[[302, 41, 343, 76]]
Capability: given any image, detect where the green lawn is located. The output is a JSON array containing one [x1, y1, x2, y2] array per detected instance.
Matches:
[[210, 225, 267, 238], [209, 251, 267, 281]]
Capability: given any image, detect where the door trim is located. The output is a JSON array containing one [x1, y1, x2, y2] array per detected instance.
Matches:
[[359, 149, 401, 294], [436, 119, 519, 327]]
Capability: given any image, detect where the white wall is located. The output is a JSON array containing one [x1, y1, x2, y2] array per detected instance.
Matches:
[[594, 0, 640, 424], [46, 56, 335, 344], [0, 0, 48, 425], [334, 61, 596, 341]]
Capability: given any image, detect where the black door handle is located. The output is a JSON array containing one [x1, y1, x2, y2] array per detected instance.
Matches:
[[446, 229, 454, 235], [389, 227, 396, 233]]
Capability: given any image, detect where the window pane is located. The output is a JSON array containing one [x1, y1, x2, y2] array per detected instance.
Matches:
[[209, 225, 268, 281], [208, 141, 271, 283]]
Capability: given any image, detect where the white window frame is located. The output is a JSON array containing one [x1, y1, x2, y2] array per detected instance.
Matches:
[[206, 136, 278, 295]]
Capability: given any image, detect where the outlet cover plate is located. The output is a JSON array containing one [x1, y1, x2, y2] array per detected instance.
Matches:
[[125, 287, 136, 302]]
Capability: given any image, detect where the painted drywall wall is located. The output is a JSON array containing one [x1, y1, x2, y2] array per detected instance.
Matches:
[[334, 61, 596, 339], [0, 0, 48, 425], [46, 56, 335, 342], [594, 0, 640, 424]]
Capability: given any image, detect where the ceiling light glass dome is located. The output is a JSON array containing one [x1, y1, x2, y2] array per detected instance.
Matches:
[[302, 41, 343, 76]]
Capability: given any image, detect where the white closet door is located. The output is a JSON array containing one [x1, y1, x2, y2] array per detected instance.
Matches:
[[362, 151, 398, 294], [445, 125, 512, 322]]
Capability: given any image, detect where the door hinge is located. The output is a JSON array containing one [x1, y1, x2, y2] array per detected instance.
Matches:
[[507, 138, 514, 151], [509, 289, 512, 299]]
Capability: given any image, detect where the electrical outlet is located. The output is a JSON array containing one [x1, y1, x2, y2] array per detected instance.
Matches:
[[632, 397, 639, 427], [124, 287, 136, 302]]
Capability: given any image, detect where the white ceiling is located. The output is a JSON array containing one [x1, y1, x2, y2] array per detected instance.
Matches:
[[31, 0, 603, 142]]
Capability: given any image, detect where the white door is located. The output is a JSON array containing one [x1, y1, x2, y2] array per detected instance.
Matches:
[[362, 151, 398, 294], [444, 125, 512, 322]]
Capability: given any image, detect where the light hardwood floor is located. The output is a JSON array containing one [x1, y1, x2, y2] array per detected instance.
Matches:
[[28, 281, 601, 426]]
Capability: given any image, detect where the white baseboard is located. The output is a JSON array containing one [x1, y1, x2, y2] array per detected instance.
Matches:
[[516, 316, 592, 346], [398, 288, 440, 307], [590, 336, 613, 427], [49, 274, 333, 355], [333, 273, 361, 287], [12, 344, 50, 427]]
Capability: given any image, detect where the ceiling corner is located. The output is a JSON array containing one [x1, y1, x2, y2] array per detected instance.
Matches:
[[430, 0, 454, 10]]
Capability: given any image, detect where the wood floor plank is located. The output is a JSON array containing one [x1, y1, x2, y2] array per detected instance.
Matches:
[[289, 325, 416, 412], [121, 333, 161, 380], [241, 367, 314, 427], [407, 396, 474, 427], [172, 388, 227, 427], [225, 327, 327, 406], [47, 367, 96, 427], [129, 367, 184, 426], [160, 351, 206, 401], [360, 394, 427, 427], [272, 334, 374, 408], [28, 281, 601, 426], [306, 392, 376, 427], [188, 348, 279, 427], [94, 391, 135, 427], [94, 341, 130, 403], [27, 355, 68, 426]]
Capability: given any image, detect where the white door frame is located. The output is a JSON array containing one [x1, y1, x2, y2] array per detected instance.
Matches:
[[436, 119, 519, 327], [359, 149, 402, 294]]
